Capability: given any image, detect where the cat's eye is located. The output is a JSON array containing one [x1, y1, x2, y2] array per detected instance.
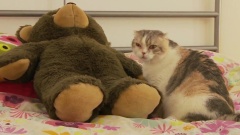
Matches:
[[149, 45, 157, 49], [135, 43, 141, 48]]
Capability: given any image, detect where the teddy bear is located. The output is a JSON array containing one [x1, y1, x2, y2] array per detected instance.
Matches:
[[0, 3, 161, 122]]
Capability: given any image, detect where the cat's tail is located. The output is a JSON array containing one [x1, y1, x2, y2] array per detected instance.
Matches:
[[217, 114, 240, 121]]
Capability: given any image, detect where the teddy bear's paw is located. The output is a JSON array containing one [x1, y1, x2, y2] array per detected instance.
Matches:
[[112, 84, 161, 118], [0, 59, 30, 81], [54, 83, 104, 122]]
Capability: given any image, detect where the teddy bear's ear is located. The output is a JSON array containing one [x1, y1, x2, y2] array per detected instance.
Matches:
[[16, 25, 33, 43], [54, 4, 89, 28]]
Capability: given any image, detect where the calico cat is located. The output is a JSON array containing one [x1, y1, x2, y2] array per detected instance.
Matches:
[[131, 29, 240, 122]]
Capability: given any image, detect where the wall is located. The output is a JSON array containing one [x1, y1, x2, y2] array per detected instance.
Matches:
[[67, 0, 214, 11], [68, 0, 215, 48], [0, 0, 62, 10], [0, 0, 63, 37], [0, 0, 215, 49], [0, 0, 239, 61], [219, 0, 240, 61]]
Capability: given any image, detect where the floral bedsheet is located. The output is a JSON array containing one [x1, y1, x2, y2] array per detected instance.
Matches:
[[1, 88, 240, 135], [1, 47, 240, 134]]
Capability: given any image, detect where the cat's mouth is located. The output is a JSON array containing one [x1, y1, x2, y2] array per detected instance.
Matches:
[[141, 55, 149, 61]]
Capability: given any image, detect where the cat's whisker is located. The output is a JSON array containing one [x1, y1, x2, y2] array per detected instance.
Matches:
[[131, 29, 240, 122]]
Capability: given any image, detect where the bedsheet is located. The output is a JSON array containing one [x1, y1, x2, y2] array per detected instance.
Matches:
[[0, 51, 240, 135], [1, 87, 240, 135], [1, 33, 240, 134]]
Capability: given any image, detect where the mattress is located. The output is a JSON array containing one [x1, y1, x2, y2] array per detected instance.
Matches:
[[1, 33, 240, 135]]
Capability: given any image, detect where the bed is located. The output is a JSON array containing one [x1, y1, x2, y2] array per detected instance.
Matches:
[[2, 0, 240, 135], [0, 32, 240, 135]]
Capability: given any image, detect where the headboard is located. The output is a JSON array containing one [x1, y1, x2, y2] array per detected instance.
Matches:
[[0, 0, 220, 52]]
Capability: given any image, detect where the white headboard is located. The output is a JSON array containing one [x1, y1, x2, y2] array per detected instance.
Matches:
[[0, 0, 220, 52]]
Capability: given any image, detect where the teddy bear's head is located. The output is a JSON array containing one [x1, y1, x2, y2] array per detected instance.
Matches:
[[16, 3, 109, 46]]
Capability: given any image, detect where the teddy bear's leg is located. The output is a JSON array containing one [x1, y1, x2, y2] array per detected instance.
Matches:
[[35, 73, 105, 122], [54, 83, 104, 122], [101, 77, 161, 119]]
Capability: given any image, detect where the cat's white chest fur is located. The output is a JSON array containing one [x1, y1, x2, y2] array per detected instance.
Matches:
[[142, 49, 181, 97]]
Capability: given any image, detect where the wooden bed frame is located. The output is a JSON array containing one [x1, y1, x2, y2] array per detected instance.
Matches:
[[0, 0, 220, 52]]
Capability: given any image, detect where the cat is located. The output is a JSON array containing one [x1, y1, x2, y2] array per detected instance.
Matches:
[[131, 29, 240, 122]]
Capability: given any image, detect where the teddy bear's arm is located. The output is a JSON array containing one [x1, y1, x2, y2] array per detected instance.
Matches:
[[114, 50, 143, 78], [0, 42, 46, 82]]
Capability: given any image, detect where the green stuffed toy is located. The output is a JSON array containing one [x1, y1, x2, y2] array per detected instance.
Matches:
[[0, 3, 161, 122], [0, 42, 16, 54]]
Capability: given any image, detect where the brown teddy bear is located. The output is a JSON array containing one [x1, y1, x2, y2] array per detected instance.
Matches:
[[0, 3, 161, 122]]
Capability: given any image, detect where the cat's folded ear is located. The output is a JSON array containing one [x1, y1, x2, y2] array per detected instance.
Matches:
[[133, 30, 140, 37], [162, 33, 169, 40]]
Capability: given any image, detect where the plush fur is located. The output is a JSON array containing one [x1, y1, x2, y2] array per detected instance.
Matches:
[[132, 30, 240, 122], [0, 4, 161, 122]]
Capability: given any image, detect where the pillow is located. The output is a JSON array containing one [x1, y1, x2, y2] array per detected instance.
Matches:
[[0, 33, 22, 54], [202, 50, 240, 90]]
